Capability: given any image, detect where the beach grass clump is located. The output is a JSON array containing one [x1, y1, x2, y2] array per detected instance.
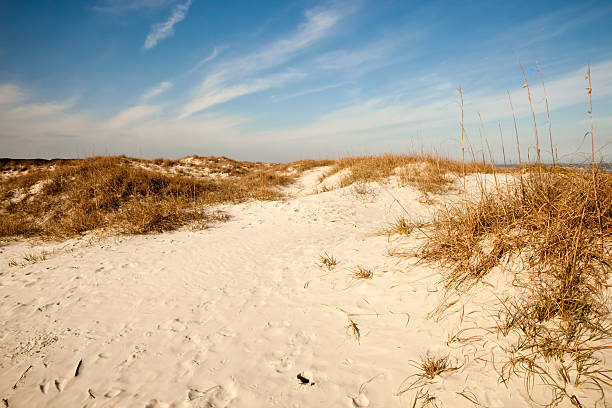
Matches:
[[397, 162, 453, 196], [416, 354, 458, 380], [384, 216, 425, 237], [418, 165, 612, 402], [397, 354, 459, 395]]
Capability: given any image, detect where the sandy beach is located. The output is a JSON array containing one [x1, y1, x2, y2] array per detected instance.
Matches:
[[2, 165, 607, 408]]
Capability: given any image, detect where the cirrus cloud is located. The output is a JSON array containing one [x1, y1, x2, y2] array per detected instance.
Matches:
[[143, 0, 192, 50]]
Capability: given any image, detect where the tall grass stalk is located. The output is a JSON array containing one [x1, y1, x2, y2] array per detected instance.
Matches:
[[536, 61, 555, 166], [516, 53, 541, 164], [458, 87, 467, 199]]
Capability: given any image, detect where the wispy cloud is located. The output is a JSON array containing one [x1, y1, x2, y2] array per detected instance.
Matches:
[[0, 84, 26, 105], [315, 36, 404, 73], [141, 81, 173, 101], [498, 5, 612, 48], [143, 0, 192, 50], [108, 105, 161, 128], [178, 6, 348, 118], [94, 0, 172, 13], [463, 60, 612, 122], [7, 97, 78, 119], [179, 71, 304, 119], [270, 81, 352, 102], [231, 6, 346, 80], [188, 46, 227, 73]]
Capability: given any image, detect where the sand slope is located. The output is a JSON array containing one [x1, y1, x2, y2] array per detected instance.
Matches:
[[0, 168, 605, 407]]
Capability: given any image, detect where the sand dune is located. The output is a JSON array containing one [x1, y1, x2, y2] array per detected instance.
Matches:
[[0, 167, 608, 407]]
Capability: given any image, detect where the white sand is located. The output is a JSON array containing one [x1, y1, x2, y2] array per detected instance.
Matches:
[[0, 168, 608, 407]]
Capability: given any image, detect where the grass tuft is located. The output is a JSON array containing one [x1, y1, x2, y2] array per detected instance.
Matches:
[[23, 251, 49, 263], [351, 265, 374, 280], [384, 217, 425, 237], [417, 354, 458, 380], [319, 251, 338, 270], [397, 354, 459, 395]]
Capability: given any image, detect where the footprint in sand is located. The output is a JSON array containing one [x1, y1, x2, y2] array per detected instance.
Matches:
[[39, 379, 51, 394], [188, 380, 238, 408], [146, 400, 191, 408], [38, 377, 65, 394], [218, 327, 236, 338], [104, 388, 122, 398], [272, 355, 293, 373], [145, 400, 170, 408], [288, 330, 315, 353], [270, 330, 315, 373], [351, 392, 370, 407], [55, 377, 66, 392], [290, 330, 314, 345], [204, 380, 238, 408]]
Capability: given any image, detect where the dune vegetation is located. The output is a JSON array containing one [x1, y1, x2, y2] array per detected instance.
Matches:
[[0, 155, 331, 238]]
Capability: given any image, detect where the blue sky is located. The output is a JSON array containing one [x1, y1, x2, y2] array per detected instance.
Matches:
[[1, 0, 611, 163]]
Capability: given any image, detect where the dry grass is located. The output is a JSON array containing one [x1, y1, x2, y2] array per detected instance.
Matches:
[[351, 265, 374, 280], [397, 354, 459, 395], [0, 155, 330, 239], [324, 153, 492, 198], [319, 251, 338, 270], [346, 318, 361, 344], [416, 354, 458, 380], [416, 166, 611, 404], [0, 158, 70, 173], [145, 155, 270, 177], [283, 159, 334, 173], [412, 389, 441, 408], [383, 217, 426, 237], [23, 250, 50, 264], [421, 167, 610, 289]]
